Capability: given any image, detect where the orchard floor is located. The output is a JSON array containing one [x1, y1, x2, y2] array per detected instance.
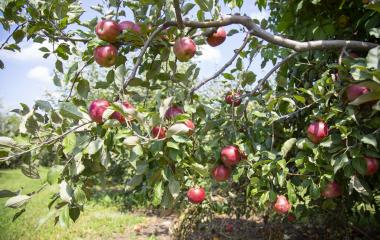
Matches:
[[0, 168, 378, 240]]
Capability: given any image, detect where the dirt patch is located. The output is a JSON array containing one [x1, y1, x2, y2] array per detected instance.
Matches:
[[116, 212, 378, 240]]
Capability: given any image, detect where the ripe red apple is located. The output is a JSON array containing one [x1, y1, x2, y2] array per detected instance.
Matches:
[[95, 19, 120, 42], [165, 106, 184, 120], [94, 45, 118, 67], [287, 213, 296, 222], [187, 187, 206, 204], [307, 121, 329, 144], [173, 37, 196, 62], [207, 27, 227, 47], [110, 100, 135, 124], [346, 84, 370, 102], [221, 145, 241, 167], [183, 119, 195, 134], [364, 156, 379, 176], [212, 165, 231, 182], [225, 92, 242, 107], [89, 99, 110, 124], [119, 20, 141, 34], [151, 126, 167, 139], [225, 223, 233, 233], [273, 195, 291, 214], [322, 181, 342, 199]]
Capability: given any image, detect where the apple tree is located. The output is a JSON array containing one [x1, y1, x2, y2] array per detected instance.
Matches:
[[0, 0, 380, 237]]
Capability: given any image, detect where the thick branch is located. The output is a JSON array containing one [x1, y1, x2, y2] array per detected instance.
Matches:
[[240, 52, 299, 99], [173, 0, 184, 29], [164, 15, 377, 51], [0, 122, 90, 162], [189, 32, 251, 94]]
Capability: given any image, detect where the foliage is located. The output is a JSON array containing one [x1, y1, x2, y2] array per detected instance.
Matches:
[[0, 0, 380, 236]]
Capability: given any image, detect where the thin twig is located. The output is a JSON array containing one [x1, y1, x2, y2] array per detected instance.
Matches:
[[0, 22, 26, 50], [338, 46, 348, 65], [65, 58, 93, 101], [189, 32, 251, 94], [240, 52, 299, 99], [273, 102, 317, 123], [173, 0, 184, 29], [0, 122, 91, 162], [115, 23, 168, 101]]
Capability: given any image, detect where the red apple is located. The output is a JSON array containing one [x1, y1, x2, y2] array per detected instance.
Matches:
[[364, 156, 379, 176], [89, 99, 110, 124], [94, 45, 118, 67], [165, 106, 184, 120], [183, 119, 195, 134], [322, 181, 342, 199], [110, 100, 135, 124], [225, 223, 233, 233], [221, 145, 241, 167], [346, 84, 370, 102], [95, 19, 120, 42], [151, 126, 167, 139], [207, 27, 227, 47], [273, 195, 291, 214], [119, 20, 141, 34], [287, 213, 296, 222], [173, 37, 196, 62], [225, 92, 242, 107], [307, 121, 329, 144], [187, 187, 206, 204], [212, 165, 231, 182]]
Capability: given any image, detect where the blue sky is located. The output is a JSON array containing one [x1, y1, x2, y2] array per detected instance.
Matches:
[[0, 1, 271, 113]]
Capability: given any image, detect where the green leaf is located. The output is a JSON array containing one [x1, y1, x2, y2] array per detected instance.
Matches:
[[47, 165, 64, 185], [0, 136, 16, 147], [60, 102, 85, 120], [0, 189, 18, 198], [63, 132, 76, 155], [352, 157, 367, 175], [59, 205, 71, 228], [331, 153, 349, 174], [349, 176, 369, 196], [280, 138, 296, 158], [159, 97, 173, 120], [5, 195, 31, 208], [77, 79, 90, 98], [59, 181, 73, 203], [366, 46, 380, 69], [55, 60, 63, 73], [152, 181, 163, 207], [12, 29, 25, 43], [64, 62, 78, 83], [69, 207, 80, 222], [21, 164, 40, 179], [126, 175, 143, 191], [87, 139, 103, 155], [195, 0, 212, 11], [360, 134, 377, 149], [182, 3, 195, 15], [74, 187, 87, 205], [168, 179, 180, 199], [167, 123, 190, 137]]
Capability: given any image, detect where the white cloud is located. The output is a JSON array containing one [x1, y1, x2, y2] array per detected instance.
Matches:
[[26, 66, 52, 83], [195, 45, 222, 63], [0, 42, 53, 61]]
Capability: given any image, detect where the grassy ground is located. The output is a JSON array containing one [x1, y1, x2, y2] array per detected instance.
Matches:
[[0, 168, 150, 240]]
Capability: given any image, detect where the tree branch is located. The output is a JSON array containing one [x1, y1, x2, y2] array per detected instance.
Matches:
[[115, 23, 168, 101], [165, 15, 377, 51], [173, 0, 184, 29], [65, 58, 93, 101], [0, 23, 26, 50], [240, 52, 299, 99], [0, 122, 91, 162], [189, 32, 251, 94], [273, 102, 317, 123]]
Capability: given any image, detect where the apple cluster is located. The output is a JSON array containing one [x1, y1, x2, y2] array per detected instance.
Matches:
[[94, 19, 141, 67], [93, 19, 228, 68], [303, 83, 378, 203]]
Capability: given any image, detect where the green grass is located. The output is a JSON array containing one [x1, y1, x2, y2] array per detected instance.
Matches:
[[0, 168, 148, 240]]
